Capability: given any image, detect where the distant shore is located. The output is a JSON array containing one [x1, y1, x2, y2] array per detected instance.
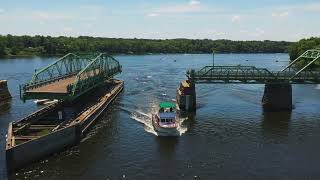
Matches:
[[0, 35, 292, 57]]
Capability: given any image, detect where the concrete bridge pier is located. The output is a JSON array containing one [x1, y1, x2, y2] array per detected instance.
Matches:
[[262, 83, 292, 111], [177, 80, 196, 111], [0, 80, 12, 104]]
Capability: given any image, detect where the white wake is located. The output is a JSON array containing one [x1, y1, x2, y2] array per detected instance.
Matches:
[[130, 110, 188, 136]]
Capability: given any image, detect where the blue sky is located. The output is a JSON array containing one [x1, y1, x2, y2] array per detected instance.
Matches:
[[0, 0, 319, 41]]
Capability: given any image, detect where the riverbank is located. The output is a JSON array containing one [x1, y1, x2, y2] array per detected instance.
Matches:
[[0, 35, 292, 57]]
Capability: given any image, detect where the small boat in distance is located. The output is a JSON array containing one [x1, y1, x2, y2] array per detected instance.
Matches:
[[152, 102, 179, 136]]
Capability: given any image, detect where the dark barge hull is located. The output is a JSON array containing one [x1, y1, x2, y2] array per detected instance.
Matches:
[[6, 79, 124, 173]]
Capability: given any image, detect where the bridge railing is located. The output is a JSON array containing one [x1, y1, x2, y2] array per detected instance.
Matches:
[[69, 53, 122, 97], [188, 65, 276, 83], [281, 49, 320, 80], [25, 53, 94, 89]]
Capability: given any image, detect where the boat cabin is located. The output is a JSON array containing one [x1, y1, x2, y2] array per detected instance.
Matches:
[[159, 102, 176, 113], [157, 102, 177, 124]]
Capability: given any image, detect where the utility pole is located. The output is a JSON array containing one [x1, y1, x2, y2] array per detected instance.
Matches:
[[212, 50, 215, 67]]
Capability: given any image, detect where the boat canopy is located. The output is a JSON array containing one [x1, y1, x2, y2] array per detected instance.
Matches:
[[159, 102, 176, 109]]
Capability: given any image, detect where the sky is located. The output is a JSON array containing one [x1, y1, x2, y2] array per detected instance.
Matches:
[[0, 0, 319, 41]]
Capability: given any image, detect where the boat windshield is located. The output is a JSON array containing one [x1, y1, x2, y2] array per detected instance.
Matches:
[[159, 107, 175, 113], [160, 119, 174, 123]]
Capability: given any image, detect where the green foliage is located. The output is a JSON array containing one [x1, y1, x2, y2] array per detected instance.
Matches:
[[289, 37, 320, 60], [0, 34, 292, 56], [0, 37, 7, 56], [289, 37, 320, 68]]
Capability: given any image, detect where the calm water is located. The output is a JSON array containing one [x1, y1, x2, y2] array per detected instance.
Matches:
[[0, 54, 320, 180]]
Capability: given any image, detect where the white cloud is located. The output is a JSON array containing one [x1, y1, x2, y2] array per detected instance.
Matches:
[[301, 3, 320, 12], [147, 13, 160, 17], [241, 28, 265, 38], [148, 0, 205, 15], [79, 5, 106, 11], [0, 9, 5, 14], [189, 0, 201, 6], [231, 15, 241, 23], [32, 11, 73, 21], [63, 27, 73, 32], [272, 11, 289, 17]]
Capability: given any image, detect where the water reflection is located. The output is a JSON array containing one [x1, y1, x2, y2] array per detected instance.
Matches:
[[261, 111, 292, 142], [155, 137, 179, 159]]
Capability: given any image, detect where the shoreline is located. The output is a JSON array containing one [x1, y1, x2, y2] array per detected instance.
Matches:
[[0, 52, 290, 59]]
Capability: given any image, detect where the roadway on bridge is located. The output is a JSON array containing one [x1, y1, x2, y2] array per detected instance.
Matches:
[[27, 76, 76, 93]]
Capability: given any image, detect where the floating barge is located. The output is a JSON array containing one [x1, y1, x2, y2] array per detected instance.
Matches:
[[6, 79, 124, 172]]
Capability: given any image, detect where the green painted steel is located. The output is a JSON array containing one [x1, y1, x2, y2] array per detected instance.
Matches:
[[69, 53, 122, 98], [281, 49, 320, 80], [21, 53, 122, 101], [187, 49, 320, 84], [159, 102, 176, 109]]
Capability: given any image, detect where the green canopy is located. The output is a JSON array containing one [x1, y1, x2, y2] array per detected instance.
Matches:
[[159, 102, 176, 109]]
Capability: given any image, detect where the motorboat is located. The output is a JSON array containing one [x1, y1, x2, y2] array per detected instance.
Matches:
[[152, 102, 179, 136]]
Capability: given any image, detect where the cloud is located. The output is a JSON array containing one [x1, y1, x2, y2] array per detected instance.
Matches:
[[147, 0, 205, 16], [0, 9, 5, 14], [272, 11, 289, 17], [301, 3, 320, 12], [147, 13, 160, 17], [32, 11, 73, 21], [240, 28, 266, 39], [241, 28, 265, 37], [63, 27, 73, 32], [231, 15, 241, 23], [189, 0, 201, 6]]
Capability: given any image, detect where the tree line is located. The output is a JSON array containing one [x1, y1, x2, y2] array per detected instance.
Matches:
[[288, 37, 320, 68], [0, 35, 292, 56]]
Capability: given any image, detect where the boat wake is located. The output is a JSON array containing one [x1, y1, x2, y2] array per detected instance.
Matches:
[[130, 110, 188, 136], [316, 85, 320, 90]]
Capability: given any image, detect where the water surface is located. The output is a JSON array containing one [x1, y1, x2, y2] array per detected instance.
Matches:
[[0, 54, 320, 180]]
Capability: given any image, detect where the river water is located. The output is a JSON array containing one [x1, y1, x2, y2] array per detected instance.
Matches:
[[0, 54, 320, 180]]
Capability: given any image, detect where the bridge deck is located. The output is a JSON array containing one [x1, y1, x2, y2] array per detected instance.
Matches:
[[187, 66, 320, 84], [26, 76, 76, 94]]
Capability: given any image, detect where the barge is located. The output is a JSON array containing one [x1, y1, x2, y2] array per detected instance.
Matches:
[[6, 79, 124, 173]]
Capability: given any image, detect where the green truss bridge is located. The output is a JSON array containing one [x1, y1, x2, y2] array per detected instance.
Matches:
[[20, 53, 122, 101], [187, 49, 320, 84], [177, 49, 320, 111]]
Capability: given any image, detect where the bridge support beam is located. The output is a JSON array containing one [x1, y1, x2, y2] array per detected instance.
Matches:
[[177, 80, 196, 111], [262, 84, 292, 111]]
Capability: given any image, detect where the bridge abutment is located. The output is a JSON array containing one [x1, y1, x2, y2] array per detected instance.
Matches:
[[262, 84, 292, 111], [177, 80, 196, 111]]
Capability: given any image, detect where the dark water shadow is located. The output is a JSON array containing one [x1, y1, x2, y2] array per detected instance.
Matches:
[[261, 111, 292, 142], [179, 111, 196, 134], [155, 137, 179, 159], [0, 100, 12, 116]]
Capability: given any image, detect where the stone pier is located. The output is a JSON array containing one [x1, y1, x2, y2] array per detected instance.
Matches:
[[262, 83, 292, 111], [0, 80, 12, 104], [177, 80, 196, 111]]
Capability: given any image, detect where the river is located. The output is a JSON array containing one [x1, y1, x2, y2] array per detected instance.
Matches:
[[1, 54, 320, 180]]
